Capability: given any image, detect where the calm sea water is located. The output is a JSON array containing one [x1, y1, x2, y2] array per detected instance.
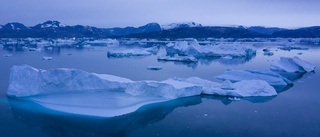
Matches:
[[0, 42, 319, 137]]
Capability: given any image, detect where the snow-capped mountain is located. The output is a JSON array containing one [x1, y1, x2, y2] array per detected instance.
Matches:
[[1, 23, 28, 31], [33, 20, 66, 29], [161, 22, 202, 30]]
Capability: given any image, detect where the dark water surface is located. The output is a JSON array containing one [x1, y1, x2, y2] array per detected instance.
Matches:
[[0, 42, 319, 137]]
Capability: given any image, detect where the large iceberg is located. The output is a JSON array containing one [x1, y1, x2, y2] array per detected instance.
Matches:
[[8, 65, 277, 117], [271, 56, 316, 73], [166, 39, 256, 58], [216, 70, 293, 87], [8, 65, 277, 98]]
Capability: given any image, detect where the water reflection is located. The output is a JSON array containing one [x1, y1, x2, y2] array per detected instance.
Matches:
[[8, 96, 202, 137]]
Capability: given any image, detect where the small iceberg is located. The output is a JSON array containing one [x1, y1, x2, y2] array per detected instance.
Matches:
[[157, 55, 198, 62], [271, 56, 316, 73], [278, 46, 309, 51], [42, 56, 53, 60], [107, 48, 152, 57], [166, 39, 256, 58]]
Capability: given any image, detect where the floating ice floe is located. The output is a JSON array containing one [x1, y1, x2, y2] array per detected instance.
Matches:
[[278, 46, 309, 51], [216, 70, 293, 87], [107, 48, 152, 57], [157, 55, 198, 62], [271, 56, 316, 73], [42, 56, 53, 60], [166, 39, 256, 58], [7, 65, 277, 117], [147, 66, 163, 70]]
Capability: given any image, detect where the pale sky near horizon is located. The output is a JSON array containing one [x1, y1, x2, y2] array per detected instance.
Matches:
[[0, 0, 319, 28]]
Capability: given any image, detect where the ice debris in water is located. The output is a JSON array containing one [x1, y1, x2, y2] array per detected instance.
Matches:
[[216, 70, 293, 87], [42, 56, 53, 60], [157, 55, 198, 62], [278, 46, 309, 51], [271, 56, 316, 73], [8, 65, 277, 98], [166, 39, 256, 58], [107, 48, 152, 57]]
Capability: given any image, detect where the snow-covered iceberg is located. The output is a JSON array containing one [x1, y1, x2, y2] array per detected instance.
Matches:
[[271, 56, 316, 73], [8, 65, 277, 117], [166, 39, 256, 58], [216, 70, 293, 87]]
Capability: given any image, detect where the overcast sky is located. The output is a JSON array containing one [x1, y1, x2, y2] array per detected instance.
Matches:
[[0, 0, 319, 28]]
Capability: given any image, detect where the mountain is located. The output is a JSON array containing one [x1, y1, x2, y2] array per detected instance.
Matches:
[[248, 26, 287, 35], [123, 27, 268, 38], [1, 22, 28, 31], [0, 20, 319, 38], [161, 22, 202, 30], [272, 26, 320, 38], [106, 23, 161, 36], [32, 20, 66, 29]]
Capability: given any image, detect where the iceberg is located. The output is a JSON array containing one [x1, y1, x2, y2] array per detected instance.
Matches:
[[42, 56, 53, 60], [278, 46, 309, 51], [8, 65, 278, 117], [166, 39, 256, 58], [107, 48, 152, 57], [216, 70, 293, 87], [271, 56, 316, 73], [157, 55, 198, 62]]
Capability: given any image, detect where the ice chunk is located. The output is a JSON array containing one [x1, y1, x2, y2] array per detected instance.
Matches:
[[166, 39, 256, 58], [107, 48, 152, 57], [157, 55, 198, 62], [216, 70, 293, 87], [271, 56, 316, 72], [42, 56, 53, 60], [278, 46, 309, 51]]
